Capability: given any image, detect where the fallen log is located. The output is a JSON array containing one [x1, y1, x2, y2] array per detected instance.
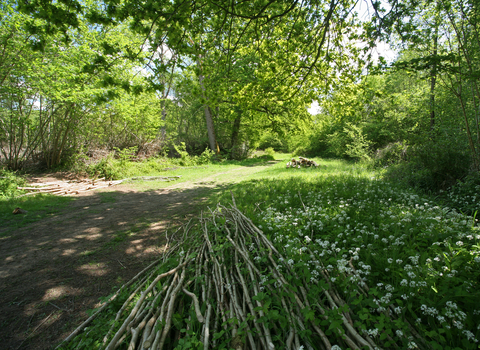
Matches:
[[129, 176, 182, 181]]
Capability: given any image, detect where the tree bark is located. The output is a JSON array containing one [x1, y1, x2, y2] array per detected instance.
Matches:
[[160, 99, 167, 141], [230, 108, 242, 159], [430, 21, 438, 131], [197, 61, 218, 153]]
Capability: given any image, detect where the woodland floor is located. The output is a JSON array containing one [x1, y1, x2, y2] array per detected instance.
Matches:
[[0, 164, 275, 350]]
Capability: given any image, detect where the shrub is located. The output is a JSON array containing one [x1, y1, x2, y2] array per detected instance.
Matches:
[[87, 153, 121, 180], [114, 146, 138, 163], [0, 169, 26, 198], [264, 147, 275, 157], [343, 123, 373, 161], [173, 143, 216, 166], [173, 142, 195, 166], [196, 148, 215, 165], [258, 133, 288, 152], [373, 142, 408, 168], [385, 139, 472, 192]]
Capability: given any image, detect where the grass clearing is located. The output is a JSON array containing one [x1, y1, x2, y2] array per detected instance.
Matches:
[[99, 192, 118, 203], [123, 154, 288, 191], [102, 221, 151, 249], [0, 155, 285, 234]]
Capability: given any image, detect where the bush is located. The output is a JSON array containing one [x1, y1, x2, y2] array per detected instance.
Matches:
[[441, 173, 480, 216], [114, 146, 138, 163], [62, 149, 90, 175], [264, 147, 275, 157], [373, 142, 408, 167], [173, 143, 216, 166], [0, 169, 27, 198], [258, 133, 288, 152], [196, 148, 216, 165], [86, 153, 122, 180], [385, 140, 472, 192], [343, 123, 373, 161], [253, 154, 275, 161]]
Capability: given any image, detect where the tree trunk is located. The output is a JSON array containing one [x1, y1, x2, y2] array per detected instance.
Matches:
[[197, 65, 218, 153], [430, 22, 438, 131], [230, 109, 242, 159], [160, 99, 167, 141], [203, 101, 217, 153]]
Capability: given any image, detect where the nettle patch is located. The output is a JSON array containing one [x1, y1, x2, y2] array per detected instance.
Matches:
[[256, 178, 480, 349]]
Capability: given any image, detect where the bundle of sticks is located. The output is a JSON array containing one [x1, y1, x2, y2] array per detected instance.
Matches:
[[286, 157, 319, 168], [57, 203, 427, 350]]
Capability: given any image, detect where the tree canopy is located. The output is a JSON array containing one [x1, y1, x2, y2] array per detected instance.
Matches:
[[0, 0, 478, 184]]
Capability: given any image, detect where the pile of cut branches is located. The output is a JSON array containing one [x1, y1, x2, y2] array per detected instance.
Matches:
[[18, 178, 124, 196], [58, 203, 427, 350], [18, 176, 181, 197], [286, 157, 318, 168]]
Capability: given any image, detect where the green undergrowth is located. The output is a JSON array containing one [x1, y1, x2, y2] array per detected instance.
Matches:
[[219, 171, 480, 349], [0, 169, 27, 198], [60, 158, 480, 349]]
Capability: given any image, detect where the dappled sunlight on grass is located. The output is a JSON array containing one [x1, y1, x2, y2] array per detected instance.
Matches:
[[43, 155, 480, 349]]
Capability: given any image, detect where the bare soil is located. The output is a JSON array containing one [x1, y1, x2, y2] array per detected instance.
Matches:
[[0, 165, 271, 350]]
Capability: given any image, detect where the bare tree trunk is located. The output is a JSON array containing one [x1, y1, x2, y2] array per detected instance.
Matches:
[[230, 109, 242, 159], [160, 99, 167, 141], [197, 64, 218, 153]]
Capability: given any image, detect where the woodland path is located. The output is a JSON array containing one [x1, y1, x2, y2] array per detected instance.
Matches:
[[0, 163, 275, 350]]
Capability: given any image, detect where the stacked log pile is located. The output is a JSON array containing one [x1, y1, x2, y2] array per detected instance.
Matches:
[[17, 178, 125, 196], [17, 176, 182, 197], [286, 156, 318, 168]]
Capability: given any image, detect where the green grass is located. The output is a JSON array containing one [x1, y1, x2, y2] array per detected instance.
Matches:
[[0, 154, 290, 234], [0, 194, 75, 236], [121, 153, 291, 191], [98, 192, 117, 203], [86, 151, 283, 181]]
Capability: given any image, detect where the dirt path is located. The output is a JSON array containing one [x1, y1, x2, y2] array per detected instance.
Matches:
[[0, 164, 274, 350]]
